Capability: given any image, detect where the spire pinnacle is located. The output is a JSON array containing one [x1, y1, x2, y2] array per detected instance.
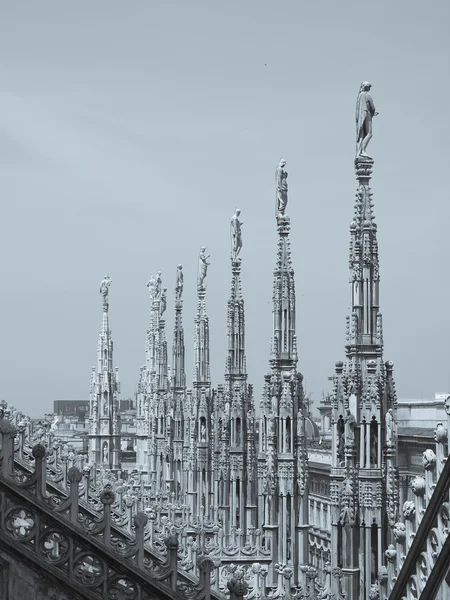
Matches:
[[173, 265, 186, 390], [194, 249, 211, 387], [226, 210, 246, 379]]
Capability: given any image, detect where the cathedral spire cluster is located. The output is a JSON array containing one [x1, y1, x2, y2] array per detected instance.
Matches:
[[86, 85, 399, 599]]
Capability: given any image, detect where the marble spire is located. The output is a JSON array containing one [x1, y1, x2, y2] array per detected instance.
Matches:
[[193, 248, 211, 388], [258, 161, 310, 591], [329, 116, 399, 600], [88, 275, 121, 470], [172, 265, 186, 391]]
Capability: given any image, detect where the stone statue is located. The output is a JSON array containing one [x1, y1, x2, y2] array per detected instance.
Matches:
[[230, 209, 243, 259], [385, 408, 395, 444], [160, 288, 167, 316], [146, 275, 155, 300], [201, 424, 206, 442], [345, 409, 356, 444], [103, 445, 108, 462], [100, 274, 112, 308], [198, 246, 211, 288], [276, 159, 288, 216], [356, 82, 378, 159], [175, 264, 184, 300], [154, 271, 162, 300]]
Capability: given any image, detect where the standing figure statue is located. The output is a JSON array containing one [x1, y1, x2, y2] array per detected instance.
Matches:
[[175, 264, 184, 301], [356, 81, 379, 159], [146, 275, 156, 300], [100, 274, 112, 308], [154, 271, 162, 300], [276, 159, 288, 216], [385, 408, 395, 445], [230, 208, 243, 259], [160, 287, 167, 316], [198, 246, 211, 288], [345, 409, 356, 444]]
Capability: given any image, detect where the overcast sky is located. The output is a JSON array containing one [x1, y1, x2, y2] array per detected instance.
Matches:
[[1, 1, 449, 417]]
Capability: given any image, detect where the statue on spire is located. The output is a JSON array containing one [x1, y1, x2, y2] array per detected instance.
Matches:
[[230, 208, 243, 259], [100, 274, 112, 310], [175, 264, 184, 301], [160, 288, 167, 316], [175, 265, 184, 300], [276, 159, 288, 217], [356, 82, 378, 160], [198, 246, 211, 289], [154, 271, 162, 300], [146, 275, 155, 300]]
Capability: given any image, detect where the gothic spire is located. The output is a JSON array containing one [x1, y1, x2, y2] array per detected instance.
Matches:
[[193, 247, 211, 388], [88, 274, 121, 470], [172, 264, 186, 391], [347, 158, 382, 361], [226, 209, 246, 380], [269, 216, 298, 369]]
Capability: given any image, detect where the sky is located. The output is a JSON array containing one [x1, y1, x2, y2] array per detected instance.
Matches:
[[0, 1, 449, 417]]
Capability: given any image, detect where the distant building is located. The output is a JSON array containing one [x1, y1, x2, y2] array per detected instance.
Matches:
[[53, 400, 89, 423]]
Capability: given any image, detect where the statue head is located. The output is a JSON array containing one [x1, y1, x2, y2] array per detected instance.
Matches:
[[235, 208, 241, 216], [200, 246, 206, 253], [177, 264, 182, 270], [279, 158, 286, 167], [360, 81, 372, 91]]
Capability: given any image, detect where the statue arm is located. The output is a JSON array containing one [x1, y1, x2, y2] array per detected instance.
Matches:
[[367, 94, 376, 116]]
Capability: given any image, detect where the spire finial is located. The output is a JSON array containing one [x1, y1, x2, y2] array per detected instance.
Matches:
[[175, 264, 184, 302], [197, 246, 211, 290], [355, 81, 379, 160], [230, 208, 243, 260], [99, 274, 112, 311], [276, 158, 288, 218]]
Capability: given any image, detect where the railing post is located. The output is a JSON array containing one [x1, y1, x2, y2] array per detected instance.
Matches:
[[164, 527, 179, 592], [32, 443, 47, 499], [67, 466, 82, 523], [17, 422, 26, 460], [133, 512, 148, 569], [100, 486, 115, 549], [197, 555, 215, 600], [0, 419, 17, 478]]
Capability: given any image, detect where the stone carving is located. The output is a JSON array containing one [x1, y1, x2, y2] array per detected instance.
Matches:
[[146, 275, 155, 299], [402, 500, 416, 520], [410, 475, 426, 497], [392, 521, 406, 544], [356, 81, 378, 159], [276, 159, 288, 216], [345, 409, 356, 444], [154, 271, 162, 300], [445, 394, 450, 416], [160, 288, 167, 317], [100, 274, 112, 309], [385, 544, 397, 562], [385, 408, 395, 445], [422, 448, 437, 471], [198, 246, 211, 288], [230, 209, 243, 259], [175, 264, 184, 301], [434, 422, 448, 443]]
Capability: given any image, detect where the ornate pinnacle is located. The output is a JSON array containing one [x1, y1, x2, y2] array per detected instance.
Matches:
[[99, 274, 111, 311]]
